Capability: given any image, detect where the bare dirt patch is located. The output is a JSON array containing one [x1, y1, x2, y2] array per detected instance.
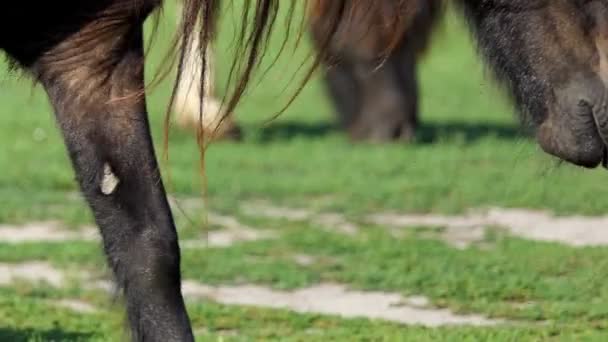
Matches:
[[181, 213, 277, 248], [242, 201, 359, 235], [54, 299, 98, 313], [241, 201, 608, 247], [181, 282, 500, 327], [0, 212, 274, 248], [370, 208, 608, 247], [0, 222, 97, 243], [0, 261, 501, 327], [182, 228, 276, 248], [0, 262, 65, 287], [292, 254, 316, 266], [3, 203, 608, 249], [242, 201, 311, 221], [0, 262, 99, 314]]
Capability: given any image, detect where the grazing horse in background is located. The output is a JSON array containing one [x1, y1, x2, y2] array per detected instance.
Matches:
[[2, 0, 608, 341], [310, 0, 442, 142], [175, 0, 442, 143]]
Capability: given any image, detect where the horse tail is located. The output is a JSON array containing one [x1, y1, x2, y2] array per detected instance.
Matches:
[[163, 0, 419, 199], [168, 0, 425, 140]]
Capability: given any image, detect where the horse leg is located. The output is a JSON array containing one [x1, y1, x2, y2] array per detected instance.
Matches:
[[313, 28, 419, 142], [347, 49, 419, 142], [312, 0, 441, 143], [389, 47, 420, 142], [321, 59, 362, 132], [31, 20, 193, 342], [351, 0, 441, 142]]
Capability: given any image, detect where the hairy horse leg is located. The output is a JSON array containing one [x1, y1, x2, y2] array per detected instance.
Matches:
[[311, 0, 440, 143], [29, 19, 193, 342], [312, 30, 419, 142], [348, 48, 420, 142], [321, 59, 362, 130], [314, 42, 418, 142]]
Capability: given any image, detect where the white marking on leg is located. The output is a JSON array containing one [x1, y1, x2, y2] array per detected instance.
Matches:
[[101, 163, 119, 195]]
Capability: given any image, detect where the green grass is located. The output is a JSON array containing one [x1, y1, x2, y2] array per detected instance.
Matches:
[[5, 285, 608, 341], [2, 1, 608, 341], [5, 222, 608, 340], [4, 220, 608, 324], [1, 3, 608, 224]]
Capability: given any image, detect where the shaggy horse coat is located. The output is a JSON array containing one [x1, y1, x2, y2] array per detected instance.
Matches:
[[175, 1, 442, 143], [310, 0, 442, 142], [1, 1, 608, 341]]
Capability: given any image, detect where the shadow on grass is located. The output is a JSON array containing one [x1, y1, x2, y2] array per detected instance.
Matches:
[[248, 121, 339, 142], [0, 327, 95, 342], [244, 120, 529, 144], [416, 121, 531, 143]]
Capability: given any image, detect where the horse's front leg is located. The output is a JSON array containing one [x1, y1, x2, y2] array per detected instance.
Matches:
[[31, 21, 194, 342]]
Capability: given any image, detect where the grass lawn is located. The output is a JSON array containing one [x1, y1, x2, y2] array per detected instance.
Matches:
[[1, 2, 608, 341]]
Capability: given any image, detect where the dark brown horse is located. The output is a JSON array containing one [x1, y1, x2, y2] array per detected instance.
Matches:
[[310, 0, 442, 142], [1, 1, 608, 341], [175, 1, 441, 143]]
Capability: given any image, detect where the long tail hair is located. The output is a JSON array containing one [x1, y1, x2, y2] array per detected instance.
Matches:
[[168, 0, 419, 142], [162, 0, 420, 203]]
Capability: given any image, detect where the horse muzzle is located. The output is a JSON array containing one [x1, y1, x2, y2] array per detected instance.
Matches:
[[537, 73, 608, 168]]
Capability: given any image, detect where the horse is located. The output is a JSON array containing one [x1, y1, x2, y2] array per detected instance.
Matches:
[[310, 0, 442, 142], [1, 0, 608, 341], [174, 0, 441, 143]]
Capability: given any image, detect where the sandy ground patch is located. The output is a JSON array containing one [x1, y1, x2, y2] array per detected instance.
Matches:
[[241, 201, 608, 247], [181, 282, 500, 327], [369, 208, 608, 247], [62, 194, 608, 247], [182, 228, 275, 248], [242, 201, 311, 221], [0, 213, 275, 248], [182, 212, 277, 248], [0, 262, 65, 287], [54, 299, 98, 313], [242, 201, 359, 235], [0, 222, 97, 243], [0, 261, 500, 327]]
